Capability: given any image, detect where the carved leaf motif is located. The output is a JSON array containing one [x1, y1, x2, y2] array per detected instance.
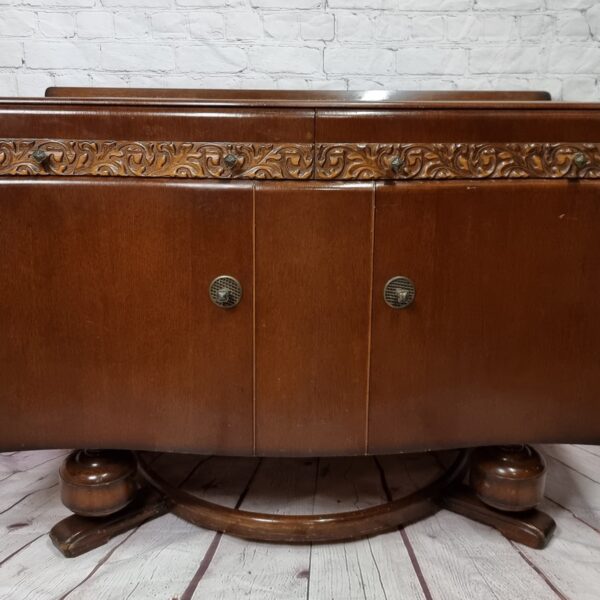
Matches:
[[316, 143, 600, 180], [0, 140, 315, 180]]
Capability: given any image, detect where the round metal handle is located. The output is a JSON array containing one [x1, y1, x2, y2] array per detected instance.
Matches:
[[383, 276, 415, 309], [209, 275, 242, 309]]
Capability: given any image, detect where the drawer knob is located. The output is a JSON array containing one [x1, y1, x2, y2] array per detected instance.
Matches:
[[390, 156, 404, 174], [573, 152, 589, 169], [209, 275, 243, 309], [32, 149, 49, 164], [224, 153, 238, 168], [384, 276, 415, 309]]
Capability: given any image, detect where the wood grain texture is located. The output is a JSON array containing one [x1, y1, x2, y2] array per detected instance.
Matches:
[[369, 180, 600, 453], [0, 179, 254, 455], [254, 183, 373, 456], [0, 140, 314, 180]]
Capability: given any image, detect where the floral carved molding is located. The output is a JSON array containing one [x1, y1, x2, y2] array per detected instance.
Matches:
[[1, 139, 599, 180], [0, 139, 315, 180], [316, 143, 600, 180]]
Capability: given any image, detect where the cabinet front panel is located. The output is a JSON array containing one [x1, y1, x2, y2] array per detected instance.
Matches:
[[369, 181, 600, 453], [255, 183, 373, 456], [0, 179, 254, 454]]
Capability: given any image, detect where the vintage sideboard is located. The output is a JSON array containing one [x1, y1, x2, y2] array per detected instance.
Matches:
[[1, 88, 599, 555]]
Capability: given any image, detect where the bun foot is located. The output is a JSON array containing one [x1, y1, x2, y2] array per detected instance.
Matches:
[[441, 483, 555, 549], [59, 449, 138, 517], [50, 487, 170, 558], [470, 445, 546, 512], [51, 449, 169, 558], [441, 445, 555, 549]]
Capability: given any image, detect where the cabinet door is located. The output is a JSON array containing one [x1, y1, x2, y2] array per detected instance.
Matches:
[[255, 183, 373, 455], [0, 180, 253, 454], [369, 181, 600, 453]]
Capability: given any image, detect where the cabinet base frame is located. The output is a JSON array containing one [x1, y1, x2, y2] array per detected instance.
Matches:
[[49, 446, 555, 558]]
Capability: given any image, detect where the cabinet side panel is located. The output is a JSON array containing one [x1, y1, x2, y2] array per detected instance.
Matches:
[[255, 183, 373, 456], [369, 180, 600, 453], [0, 179, 254, 454]]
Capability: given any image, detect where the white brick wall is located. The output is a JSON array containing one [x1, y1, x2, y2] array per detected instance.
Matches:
[[0, 0, 599, 99]]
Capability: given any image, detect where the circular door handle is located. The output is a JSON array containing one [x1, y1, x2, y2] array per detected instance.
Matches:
[[384, 276, 415, 309], [209, 275, 243, 309]]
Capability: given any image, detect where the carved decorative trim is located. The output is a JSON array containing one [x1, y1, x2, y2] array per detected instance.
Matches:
[[316, 143, 600, 180], [0, 139, 314, 180], [2, 140, 600, 181]]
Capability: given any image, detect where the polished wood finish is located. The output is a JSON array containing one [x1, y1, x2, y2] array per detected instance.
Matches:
[[255, 183, 373, 455], [138, 449, 467, 543], [442, 483, 555, 550], [0, 105, 313, 144], [469, 445, 547, 512], [1, 89, 600, 460], [59, 449, 138, 517], [44, 87, 552, 102], [50, 487, 170, 558], [0, 180, 254, 454], [369, 180, 600, 453]]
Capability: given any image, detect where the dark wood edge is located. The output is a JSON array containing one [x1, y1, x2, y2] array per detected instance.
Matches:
[[49, 487, 171, 558], [441, 483, 556, 549], [136, 450, 469, 543], [45, 87, 552, 102]]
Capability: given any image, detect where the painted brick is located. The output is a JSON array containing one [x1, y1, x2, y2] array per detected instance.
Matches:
[[38, 12, 75, 38], [100, 42, 175, 71], [177, 45, 247, 72], [226, 12, 262, 40], [396, 48, 467, 75], [76, 12, 114, 38], [263, 12, 300, 41], [325, 48, 395, 75], [0, 10, 36, 37], [25, 41, 100, 69], [301, 13, 334, 41], [114, 12, 148, 39], [250, 45, 321, 73], [190, 13, 224, 39], [151, 12, 189, 37]]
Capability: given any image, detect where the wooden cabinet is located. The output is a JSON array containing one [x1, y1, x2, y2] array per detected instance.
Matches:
[[0, 180, 254, 454], [2, 90, 600, 457]]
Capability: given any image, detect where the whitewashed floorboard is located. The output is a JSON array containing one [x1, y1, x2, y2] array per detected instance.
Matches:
[[64, 455, 260, 600], [192, 457, 318, 600], [308, 456, 428, 600], [379, 453, 562, 600], [0, 446, 599, 599]]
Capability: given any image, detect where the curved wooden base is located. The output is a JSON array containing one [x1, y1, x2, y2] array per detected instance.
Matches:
[[441, 483, 555, 549], [48, 446, 556, 558], [137, 450, 468, 544]]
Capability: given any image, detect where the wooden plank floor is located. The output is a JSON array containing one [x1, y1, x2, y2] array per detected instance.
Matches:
[[1, 446, 600, 599]]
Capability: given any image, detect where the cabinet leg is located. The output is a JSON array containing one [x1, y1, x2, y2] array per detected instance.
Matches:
[[49, 450, 169, 558], [441, 445, 556, 549]]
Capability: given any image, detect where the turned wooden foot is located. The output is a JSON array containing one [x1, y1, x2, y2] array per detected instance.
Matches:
[[50, 449, 169, 558], [59, 449, 139, 517], [442, 445, 556, 549]]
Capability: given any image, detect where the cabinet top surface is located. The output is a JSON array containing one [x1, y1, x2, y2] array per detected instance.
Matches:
[[2, 87, 599, 111]]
